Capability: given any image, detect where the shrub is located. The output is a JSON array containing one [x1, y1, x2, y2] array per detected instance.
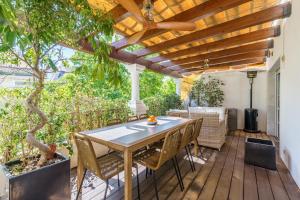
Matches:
[[144, 93, 183, 116]]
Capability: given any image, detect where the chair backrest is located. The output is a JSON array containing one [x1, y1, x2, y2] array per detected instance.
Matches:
[[127, 115, 139, 122], [180, 120, 196, 149], [107, 118, 122, 126], [73, 133, 101, 177], [193, 118, 203, 140], [139, 114, 148, 120], [156, 128, 182, 168], [166, 111, 180, 117]]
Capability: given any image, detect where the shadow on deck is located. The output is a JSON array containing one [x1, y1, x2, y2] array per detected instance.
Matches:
[[71, 131, 300, 200]]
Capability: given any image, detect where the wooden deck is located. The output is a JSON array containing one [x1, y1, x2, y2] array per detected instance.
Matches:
[[71, 131, 300, 200]]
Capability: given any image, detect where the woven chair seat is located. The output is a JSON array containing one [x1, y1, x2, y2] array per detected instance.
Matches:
[[97, 154, 124, 179], [134, 148, 161, 170], [149, 140, 164, 149]]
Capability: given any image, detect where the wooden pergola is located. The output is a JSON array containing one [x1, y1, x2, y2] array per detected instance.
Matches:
[[79, 0, 291, 78]]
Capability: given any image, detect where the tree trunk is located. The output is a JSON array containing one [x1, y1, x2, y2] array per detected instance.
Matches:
[[26, 70, 52, 165]]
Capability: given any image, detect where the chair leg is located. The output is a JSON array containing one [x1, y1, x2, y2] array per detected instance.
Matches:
[[104, 179, 109, 200], [136, 167, 141, 200], [76, 169, 87, 200], [146, 167, 148, 178], [172, 158, 184, 191], [152, 171, 159, 200], [174, 156, 184, 190], [117, 173, 120, 187], [196, 140, 202, 158], [187, 145, 196, 171], [185, 146, 195, 172]]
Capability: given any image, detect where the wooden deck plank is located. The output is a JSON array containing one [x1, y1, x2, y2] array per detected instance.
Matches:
[[71, 132, 300, 200], [243, 164, 259, 200], [244, 132, 259, 200], [213, 135, 239, 200], [270, 137, 300, 200], [255, 166, 274, 200], [228, 131, 245, 200], [197, 136, 234, 200], [167, 149, 214, 200], [182, 151, 217, 199], [267, 169, 290, 200]]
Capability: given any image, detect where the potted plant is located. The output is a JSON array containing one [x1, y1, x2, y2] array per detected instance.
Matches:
[[0, 0, 118, 199]]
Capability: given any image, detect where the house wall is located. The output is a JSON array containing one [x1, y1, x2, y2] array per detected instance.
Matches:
[[201, 71, 268, 132], [267, 0, 300, 188]]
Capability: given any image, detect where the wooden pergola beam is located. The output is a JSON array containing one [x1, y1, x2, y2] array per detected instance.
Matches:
[[186, 63, 265, 74], [134, 2, 291, 57], [161, 40, 273, 67], [92, 0, 145, 23], [175, 51, 267, 69], [148, 26, 280, 63], [111, 0, 251, 49], [182, 57, 266, 73], [67, 40, 182, 78]]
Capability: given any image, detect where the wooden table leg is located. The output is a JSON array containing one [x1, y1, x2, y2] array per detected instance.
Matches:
[[124, 149, 133, 200], [77, 156, 84, 189]]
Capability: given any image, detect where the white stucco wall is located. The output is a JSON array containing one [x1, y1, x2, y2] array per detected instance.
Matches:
[[202, 71, 268, 132], [267, 0, 300, 188]]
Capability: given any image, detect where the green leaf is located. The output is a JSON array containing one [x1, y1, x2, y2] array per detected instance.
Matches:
[[0, 44, 9, 52], [5, 29, 16, 46], [49, 59, 58, 71]]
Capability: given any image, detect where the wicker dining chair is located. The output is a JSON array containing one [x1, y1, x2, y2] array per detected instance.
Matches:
[[179, 120, 197, 172], [167, 112, 181, 117], [134, 128, 184, 199], [191, 118, 204, 156], [138, 113, 148, 120], [106, 118, 122, 126], [127, 115, 139, 122], [73, 133, 140, 200]]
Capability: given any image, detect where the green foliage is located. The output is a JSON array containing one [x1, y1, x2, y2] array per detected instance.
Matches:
[[0, 79, 131, 162], [190, 75, 225, 107], [0, 0, 119, 82], [140, 70, 177, 99], [70, 52, 131, 99], [0, 89, 29, 162], [144, 93, 183, 116]]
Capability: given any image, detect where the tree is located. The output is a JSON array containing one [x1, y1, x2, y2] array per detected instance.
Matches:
[[70, 51, 131, 100], [140, 69, 176, 99], [0, 0, 118, 165]]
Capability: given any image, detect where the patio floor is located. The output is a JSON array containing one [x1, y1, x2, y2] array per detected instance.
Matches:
[[71, 131, 300, 200]]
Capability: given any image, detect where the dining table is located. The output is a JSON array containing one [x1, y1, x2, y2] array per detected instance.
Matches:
[[77, 116, 193, 200]]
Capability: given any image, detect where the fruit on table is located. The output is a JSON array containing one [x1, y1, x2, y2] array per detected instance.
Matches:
[[147, 115, 157, 122]]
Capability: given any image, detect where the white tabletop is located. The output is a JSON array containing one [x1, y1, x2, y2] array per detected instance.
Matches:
[[81, 116, 191, 147]]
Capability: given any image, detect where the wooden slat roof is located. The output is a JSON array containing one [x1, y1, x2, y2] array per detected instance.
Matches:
[[83, 0, 291, 77]]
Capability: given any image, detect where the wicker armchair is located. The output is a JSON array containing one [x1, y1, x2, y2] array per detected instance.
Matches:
[[134, 128, 184, 199], [74, 133, 140, 200]]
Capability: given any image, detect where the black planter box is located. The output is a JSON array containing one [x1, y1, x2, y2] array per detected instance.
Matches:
[[0, 153, 70, 200], [245, 137, 276, 170]]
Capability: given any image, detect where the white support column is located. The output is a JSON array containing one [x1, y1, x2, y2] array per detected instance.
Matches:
[[175, 78, 182, 96], [126, 64, 148, 115]]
